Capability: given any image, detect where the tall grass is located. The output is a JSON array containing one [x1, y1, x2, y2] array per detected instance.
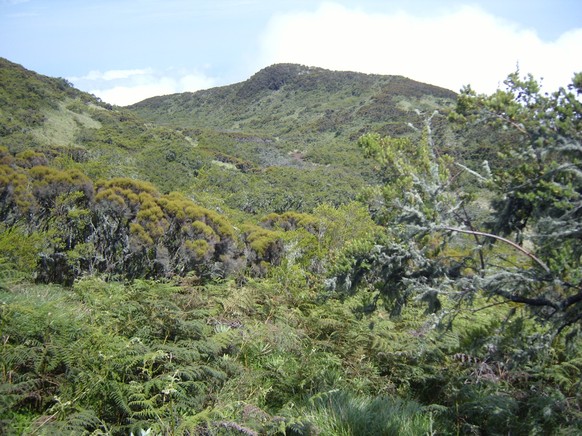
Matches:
[[296, 390, 432, 436]]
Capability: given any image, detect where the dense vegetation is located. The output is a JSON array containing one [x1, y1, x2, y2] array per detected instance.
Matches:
[[129, 64, 458, 210], [1, 57, 581, 435]]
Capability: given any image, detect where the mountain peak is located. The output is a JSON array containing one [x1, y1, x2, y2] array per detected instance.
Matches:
[[252, 63, 318, 84], [235, 63, 321, 98]]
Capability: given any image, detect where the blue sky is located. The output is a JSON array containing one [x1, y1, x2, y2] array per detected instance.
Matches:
[[1, 0, 581, 105]]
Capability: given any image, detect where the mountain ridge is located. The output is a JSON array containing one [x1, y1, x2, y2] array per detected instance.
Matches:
[[129, 62, 457, 140]]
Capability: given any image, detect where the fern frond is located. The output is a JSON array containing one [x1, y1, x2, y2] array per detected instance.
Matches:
[[176, 408, 212, 434], [52, 409, 105, 435]]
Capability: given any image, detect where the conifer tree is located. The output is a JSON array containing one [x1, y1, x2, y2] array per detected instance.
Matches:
[[339, 72, 581, 336]]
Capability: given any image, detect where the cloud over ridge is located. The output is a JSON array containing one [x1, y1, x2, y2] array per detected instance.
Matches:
[[68, 67, 217, 106], [66, 2, 582, 105], [259, 2, 582, 93]]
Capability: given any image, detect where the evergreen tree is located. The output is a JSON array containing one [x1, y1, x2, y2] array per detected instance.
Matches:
[[338, 72, 582, 335]]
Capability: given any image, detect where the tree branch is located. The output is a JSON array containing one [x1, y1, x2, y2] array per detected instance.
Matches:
[[491, 288, 560, 310], [561, 290, 582, 310], [439, 226, 551, 275], [556, 312, 582, 336]]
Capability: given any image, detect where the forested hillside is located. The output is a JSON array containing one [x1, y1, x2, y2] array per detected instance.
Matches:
[[1, 57, 581, 435]]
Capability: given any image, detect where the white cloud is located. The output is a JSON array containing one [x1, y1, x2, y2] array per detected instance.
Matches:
[[259, 2, 582, 93], [69, 68, 217, 106]]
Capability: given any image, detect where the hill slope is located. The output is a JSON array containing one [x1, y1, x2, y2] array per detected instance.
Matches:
[[0, 57, 213, 193], [128, 64, 458, 212], [129, 63, 456, 141], [1, 58, 457, 214]]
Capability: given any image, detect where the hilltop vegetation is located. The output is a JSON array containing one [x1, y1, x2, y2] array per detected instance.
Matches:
[[130, 63, 455, 140], [1, 57, 581, 435]]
